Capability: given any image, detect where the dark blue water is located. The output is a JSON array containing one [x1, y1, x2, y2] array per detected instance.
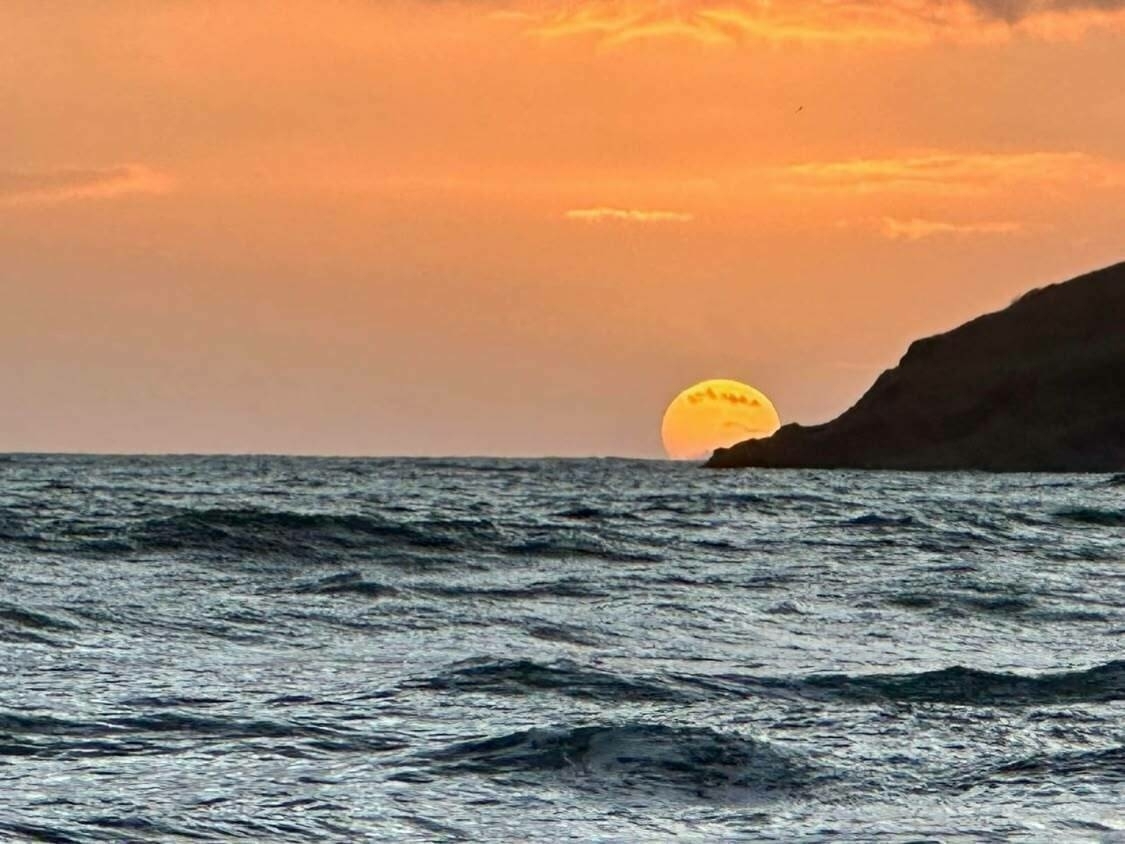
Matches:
[[1, 455, 1122, 841]]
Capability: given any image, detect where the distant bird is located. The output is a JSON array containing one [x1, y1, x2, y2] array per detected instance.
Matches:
[[796, 105, 804, 113]]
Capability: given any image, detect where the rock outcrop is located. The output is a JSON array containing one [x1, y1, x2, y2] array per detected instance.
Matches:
[[707, 261, 1125, 471]]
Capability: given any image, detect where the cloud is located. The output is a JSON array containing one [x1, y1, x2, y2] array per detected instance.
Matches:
[[685, 388, 763, 406], [717, 391, 761, 406], [529, 1, 944, 46], [514, 0, 1125, 45], [0, 165, 174, 206], [773, 151, 1125, 196], [967, 0, 1125, 21], [721, 420, 775, 436], [565, 207, 694, 223], [879, 217, 1027, 239]]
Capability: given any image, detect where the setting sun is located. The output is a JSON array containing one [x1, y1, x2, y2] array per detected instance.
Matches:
[[661, 378, 781, 460]]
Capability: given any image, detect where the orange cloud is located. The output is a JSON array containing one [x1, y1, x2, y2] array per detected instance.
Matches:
[[565, 207, 694, 223], [0, 165, 175, 206], [529, 1, 945, 46], [519, 0, 1125, 46], [880, 217, 1028, 239], [774, 151, 1125, 196]]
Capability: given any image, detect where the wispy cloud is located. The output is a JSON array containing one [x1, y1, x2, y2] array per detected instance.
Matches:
[[880, 217, 1027, 239], [968, 0, 1125, 22], [517, 0, 1125, 46], [530, 2, 945, 46], [774, 151, 1125, 196], [0, 165, 175, 206], [565, 207, 694, 223], [687, 386, 763, 406]]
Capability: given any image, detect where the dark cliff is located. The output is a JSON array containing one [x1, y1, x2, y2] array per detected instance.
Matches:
[[707, 261, 1125, 471]]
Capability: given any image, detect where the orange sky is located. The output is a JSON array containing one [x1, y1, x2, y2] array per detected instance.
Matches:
[[2, 0, 1123, 456]]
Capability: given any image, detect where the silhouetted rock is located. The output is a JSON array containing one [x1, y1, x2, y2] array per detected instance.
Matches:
[[707, 262, 1125, 472]]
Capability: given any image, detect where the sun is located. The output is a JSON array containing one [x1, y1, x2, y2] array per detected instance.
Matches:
[[661, 379, 781, 460]]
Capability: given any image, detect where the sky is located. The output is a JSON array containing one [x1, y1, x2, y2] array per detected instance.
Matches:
[[2, 0, 1123, 457]]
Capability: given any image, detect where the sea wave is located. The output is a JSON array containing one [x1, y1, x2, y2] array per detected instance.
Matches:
[[0, 603, 78, 647], [953, 745, 1125, 791], [503, 535, 660, 564], [1054, 507, 1125, 527], [413, 658, 1125, 708], [888, 590, 1113, 622], [413, 580, 607, 601], [411, 658, 694, 702], [130, 507, 502, 559], [119, 507, 658, 567], [796, 661, 1125, 706], [674, 660, 1125, 707], [295, 571, 401, 598], [846, 513, 918, 528], [521, 621, 608, 646], [0, 510, 28, 541], [423, 722, 810, 795], [0, 708, 407, 759], [887, 591, 1038, 616]]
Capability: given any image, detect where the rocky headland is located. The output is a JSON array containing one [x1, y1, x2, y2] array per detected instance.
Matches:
[[707, 261, 1125, 471]]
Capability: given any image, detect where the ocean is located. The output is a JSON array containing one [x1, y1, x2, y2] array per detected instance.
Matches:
[[1, 455, 1122, 842]]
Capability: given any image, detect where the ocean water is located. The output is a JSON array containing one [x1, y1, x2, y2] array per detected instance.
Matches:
[[1, 455, 1122, 842]]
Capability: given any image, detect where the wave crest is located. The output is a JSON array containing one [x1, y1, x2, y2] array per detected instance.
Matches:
[[953, 745, 1125, 792], [677, 660, 1125, 707], [131, 507, 501, 560], [411, 658, 694, 702], [1055, 507, 1125, 527], [425, 723, 809, 794], [0, 603, 78, 646], [801, 660, 1125, 706]]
